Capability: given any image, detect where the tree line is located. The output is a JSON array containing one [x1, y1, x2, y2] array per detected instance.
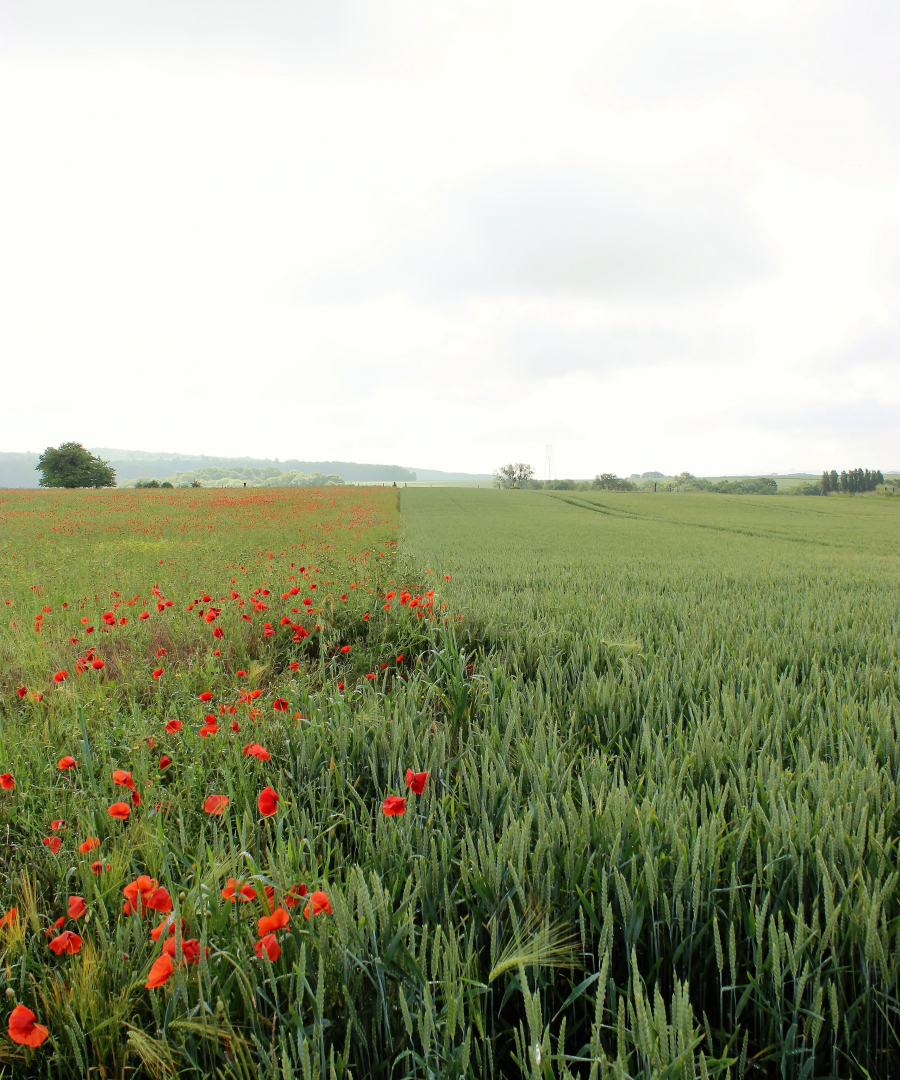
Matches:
[[820, 468, 883, 494], [493, 465, 776, 494]]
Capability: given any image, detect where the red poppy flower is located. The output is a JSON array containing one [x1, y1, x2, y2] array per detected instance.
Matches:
[[254, 933, 280, 961], [289, 661, 300, 671], [159, 755, 172, 770], [122, 875, 170, 915], [113, 769, 135, 789], [145, 953, 174, 988], [16, 686, 26, 699], [303, 890, 332, 919], [152, 668, 164, 680], [0, 774, 14, 790], [382, 795, 406, 816], [156, 648, 166, 658], [405, 769, 428, 794], [108, 801, 131, 820], [162, 936, 202, 964], [145, 886, 172, 912], [50, 819, 65, 831], [337, 681, 344, 691], [49, 930, 82, 956], [443, 574, 451, 580], [68, 896, 86, 919], [257, 907, 289, 936], [263, 885, 275, 911], [221, 877, 257, 902], [284, 883, 308, 908], [0, 908, 18, 929], [164, 719, 182, 733], [198, 692, 213, 702], [243, 742, 270, 761], [131, 790, 142, 806], [90, 860, 109, 875], [236, 670, 247, 677], [139, 612, 149, 620], [365, 673, 376, 680], [150, 916, 183, 942], [199, 721, 218, 737], [340, 593, 347, 601], [203, 794, 229, 816], [7, 1004, 49, 1047], [58, 756, 76, 770], [52, 670, 68, 683], [231, 720, 240, 732], [257, 786, 279, 816], [52, 916, 65, 929], [42, 837, 61, 854], [78, 837, 100, 853], [272, 698, 289, 712], [91, 659, 105, 670]]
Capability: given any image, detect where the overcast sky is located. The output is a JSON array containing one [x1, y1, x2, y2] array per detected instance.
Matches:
[[1, 0, 898, 476]]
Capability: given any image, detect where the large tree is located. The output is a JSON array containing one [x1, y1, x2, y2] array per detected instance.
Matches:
[[36, 443, 116, 489], [493, 463, 535, 488]]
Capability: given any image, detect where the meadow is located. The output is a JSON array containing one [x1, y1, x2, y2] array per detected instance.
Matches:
[[0, 485, 898, 1079]]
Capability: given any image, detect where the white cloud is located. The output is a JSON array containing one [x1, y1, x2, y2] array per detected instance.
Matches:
[[0, 0, 897, 475]]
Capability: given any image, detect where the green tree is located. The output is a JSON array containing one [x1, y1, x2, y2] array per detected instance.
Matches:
[[493, 463, 534, 489], [593, 472, 636, 491], [821, 470, 830, 494], [36, 443, 116, 489]]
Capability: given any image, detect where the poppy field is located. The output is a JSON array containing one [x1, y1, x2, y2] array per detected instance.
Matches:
[[1, 485, 899, 1078]]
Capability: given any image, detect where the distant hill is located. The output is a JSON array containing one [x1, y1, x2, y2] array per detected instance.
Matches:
[[92, 450, 417, 484], [121, 466, 344, 489], [0, 452, 40, 489], [411, 468, 494, 481], [0, 450, 493, 488]]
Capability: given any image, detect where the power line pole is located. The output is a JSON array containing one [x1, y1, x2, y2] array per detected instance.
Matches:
[[544, 444, 556, 483]]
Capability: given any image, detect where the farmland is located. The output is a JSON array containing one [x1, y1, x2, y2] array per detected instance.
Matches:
[[0, 486, 899, 1078]]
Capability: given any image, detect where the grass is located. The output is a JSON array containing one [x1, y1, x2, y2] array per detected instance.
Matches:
[[0, 485, 898, 1078]]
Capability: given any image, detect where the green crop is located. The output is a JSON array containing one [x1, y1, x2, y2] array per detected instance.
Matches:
[[0, 485, 897, 1079]]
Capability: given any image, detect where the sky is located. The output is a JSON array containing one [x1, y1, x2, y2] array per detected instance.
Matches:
[[0, 0, 898, 477]]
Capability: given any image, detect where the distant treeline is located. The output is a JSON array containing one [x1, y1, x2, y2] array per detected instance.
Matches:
[[821, 468, 883, 494], [123, 466, 345, 489], [660, 473, 777, 494], [500, 471, 778, 494]]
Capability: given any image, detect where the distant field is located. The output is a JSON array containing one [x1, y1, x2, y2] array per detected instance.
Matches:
[[1, 486, 898, 1078]]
